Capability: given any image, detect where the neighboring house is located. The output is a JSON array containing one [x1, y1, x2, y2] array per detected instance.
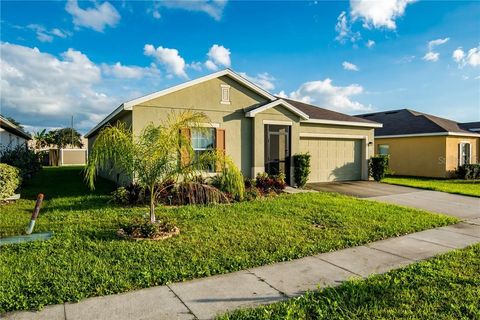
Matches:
[[460, 121, 480, 133], [0, 115, 31, 150], [85, 69, 381, 185], [357, 109, 480, 178]]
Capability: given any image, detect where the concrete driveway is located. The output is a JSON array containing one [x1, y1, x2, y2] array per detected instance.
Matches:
[[308, 181, 480, 220]]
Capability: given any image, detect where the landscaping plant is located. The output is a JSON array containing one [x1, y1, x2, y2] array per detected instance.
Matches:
[[210, 154, 245, 201], [255, 172, 286, 194], [369, 155, 390, 181], [0, 163, 21, 199], [457, 164, 480, 180], [293, 153, 311, 188], [85, 111, 219, 223], [0, 145, 42, 180]]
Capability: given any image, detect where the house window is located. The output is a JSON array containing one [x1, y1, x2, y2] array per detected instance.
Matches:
[[221, 85, 230, 104], [378, 144, 390, 155], [458, 142, 471, 166], [191, 127, 216, 171]]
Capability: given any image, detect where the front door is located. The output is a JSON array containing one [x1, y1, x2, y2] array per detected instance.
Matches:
[[265, 124, 291, 183]]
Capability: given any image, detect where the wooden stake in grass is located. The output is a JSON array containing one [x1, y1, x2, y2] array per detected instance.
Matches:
[[26, 193, 44, 235]]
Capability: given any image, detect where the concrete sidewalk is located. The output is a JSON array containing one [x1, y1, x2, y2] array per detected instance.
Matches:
[[4, 219, 479, 320]]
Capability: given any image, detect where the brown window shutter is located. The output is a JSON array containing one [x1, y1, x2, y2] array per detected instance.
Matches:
[[179, 128, 191, 167], [215, 128, 226, 172]]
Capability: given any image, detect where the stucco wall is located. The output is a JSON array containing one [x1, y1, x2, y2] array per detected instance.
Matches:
[[60, 149, 87, 165], [445, 136, 479, 174], [133, 76, 268, 177], [87, 111, 133, 185], [374, 136, 447, 178], [0, 128, 27, 149]]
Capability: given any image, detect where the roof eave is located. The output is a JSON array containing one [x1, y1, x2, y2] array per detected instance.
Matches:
[[375, 132, 480, 138], [301, 118, 383, 128], [84, 103, 126, 138]]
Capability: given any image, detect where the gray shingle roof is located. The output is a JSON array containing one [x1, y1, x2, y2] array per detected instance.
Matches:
[[254, 97, 378, 124], [356, 109, 476, 136], [460, 122, 480, 132]]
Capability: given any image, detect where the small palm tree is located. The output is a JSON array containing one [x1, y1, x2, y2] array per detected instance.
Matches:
[[85, 111, 216, 223], [33, 129, 49, 150]]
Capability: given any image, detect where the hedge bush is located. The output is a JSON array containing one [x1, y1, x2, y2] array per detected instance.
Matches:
[[293, 153, 311, 188], [369, 155, 390, 181], [0, 163, 21, 199], [0, 145, 41, 180], [457, 164, 480, 180]]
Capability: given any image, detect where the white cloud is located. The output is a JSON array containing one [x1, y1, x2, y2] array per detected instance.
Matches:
[[422, 38, 448, 63], [453, 46, 480, 68], [238, 72, 275, 91], [335, 11, 360, 43], [342, 61, 359, 71], [465, 47, 480, 67], [153, 0, 228, 21], [428, 37, 449, 50], [26, 24, 70, 42], [65, 0, 120, 32], [283, 79, 370, 112], [367, 39, 375, 48], [0, 42, 118, 131], [350, 0, 416, 30], [204, 60, 218, 71], [101, 62, 160, 79], [144, 44, 188, 78], [205, 44, 231, 70], [452, 47, 465, 63], [422, 51, 439, 62], [187, 61, 203, 71]]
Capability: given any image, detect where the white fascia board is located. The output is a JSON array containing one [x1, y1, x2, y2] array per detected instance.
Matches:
[[124, 69, 275, 109], [301, 118, 382, 128], [84, 104, 125, 138], [245, 99, 310, 120], [375, 132, 480, 139]]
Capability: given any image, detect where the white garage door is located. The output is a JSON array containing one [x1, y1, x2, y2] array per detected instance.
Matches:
[[299, 138, 363, 182]]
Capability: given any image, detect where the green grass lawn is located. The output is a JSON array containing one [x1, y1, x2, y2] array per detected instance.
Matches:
[[218, 244, 480, 320], [382, 176, 480, 197], [0, 167, 457, 313]]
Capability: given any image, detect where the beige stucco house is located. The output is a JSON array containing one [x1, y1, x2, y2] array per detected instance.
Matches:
[[357, 109, 480, 178], [85, 69, 381, 185]]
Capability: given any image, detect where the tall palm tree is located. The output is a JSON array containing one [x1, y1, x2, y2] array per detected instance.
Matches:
[[85, 110, 217, 223]]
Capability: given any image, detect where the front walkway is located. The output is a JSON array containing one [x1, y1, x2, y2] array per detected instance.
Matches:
[[5, 218, 479, 320], [308, 181, 480, 220]]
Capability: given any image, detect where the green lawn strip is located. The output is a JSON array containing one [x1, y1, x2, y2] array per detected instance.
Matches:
[[0, 167, 457, 313], [382, 176, 480, 197], [218, 244, 480, 320]]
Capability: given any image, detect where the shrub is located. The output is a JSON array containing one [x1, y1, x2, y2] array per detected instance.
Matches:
[[244, 186, 261, 201], [119, 218, 177, 239], [369, 155, 390, 181], [110, 183, 146, 206], [175, 182, 229, 205], [293, 153, 311, 188], [457, 164, 480, 180], [210, 155, 245, 201], [0, 163, 21, 199], [255, 172, 286, 194], [0, 145, 41, 180]]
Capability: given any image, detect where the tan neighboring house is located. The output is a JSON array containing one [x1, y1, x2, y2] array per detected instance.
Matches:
[[357, 109, 480, 178], [85, 69, 381, 185], [0, 114, 31, 149]]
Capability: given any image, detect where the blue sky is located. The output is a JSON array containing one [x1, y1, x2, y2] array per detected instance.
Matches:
[[1, 0, 479, 134]]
